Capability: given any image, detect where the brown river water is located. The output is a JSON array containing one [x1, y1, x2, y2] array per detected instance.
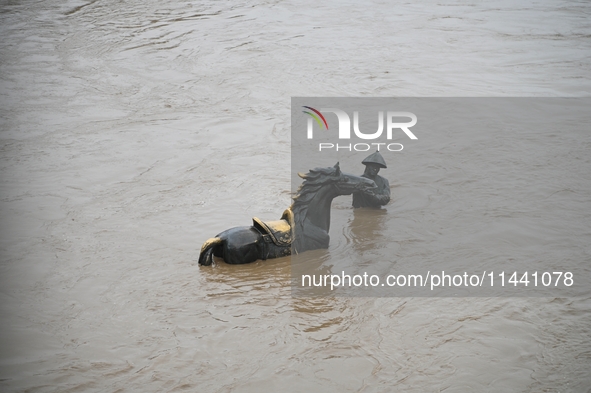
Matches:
[[1, 0, 590, 392]]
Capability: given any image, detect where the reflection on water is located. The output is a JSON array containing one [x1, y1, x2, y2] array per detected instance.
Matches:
[[348, 207, 389, 253], [1, 0, 591, 391]]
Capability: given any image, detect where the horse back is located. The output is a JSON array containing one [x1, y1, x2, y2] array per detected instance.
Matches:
[[216, 226, 263, 264]]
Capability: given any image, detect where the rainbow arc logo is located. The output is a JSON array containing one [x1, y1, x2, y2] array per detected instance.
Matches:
[[302, 106, 328, 130]]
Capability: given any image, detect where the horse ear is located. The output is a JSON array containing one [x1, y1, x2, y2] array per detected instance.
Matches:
[[334, 162, 341, 176]]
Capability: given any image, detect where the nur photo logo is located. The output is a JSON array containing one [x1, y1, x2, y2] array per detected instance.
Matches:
[[302, 106, 418, 152]]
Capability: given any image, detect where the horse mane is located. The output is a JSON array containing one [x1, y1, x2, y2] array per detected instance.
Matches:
[[290, 165, 339, 252]]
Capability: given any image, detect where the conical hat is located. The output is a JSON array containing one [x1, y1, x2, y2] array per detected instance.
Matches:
[[361, 151, 387, 168]]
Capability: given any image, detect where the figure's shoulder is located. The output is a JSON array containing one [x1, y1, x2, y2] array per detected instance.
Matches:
[[378, 175, 390, 186]]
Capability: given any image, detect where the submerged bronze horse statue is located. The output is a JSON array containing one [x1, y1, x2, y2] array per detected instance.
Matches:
[[198, 163, 377, 265]]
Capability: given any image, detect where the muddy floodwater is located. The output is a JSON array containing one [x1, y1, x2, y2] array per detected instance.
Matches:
[[1, 0, 591, 392]]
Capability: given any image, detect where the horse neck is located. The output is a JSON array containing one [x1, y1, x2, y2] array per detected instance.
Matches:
[[299, 184, 337, 233]]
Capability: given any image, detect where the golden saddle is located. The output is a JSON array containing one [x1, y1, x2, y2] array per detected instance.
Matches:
[[252, 209, 294, 247]]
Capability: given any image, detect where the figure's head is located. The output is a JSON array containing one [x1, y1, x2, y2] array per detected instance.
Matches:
[[364, 163, 381, 178], [361, 151, 387, 178]]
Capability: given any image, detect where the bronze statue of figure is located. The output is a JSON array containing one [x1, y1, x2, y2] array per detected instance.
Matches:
[[352, 151, 390, 208], [198, 163, 377, 266]]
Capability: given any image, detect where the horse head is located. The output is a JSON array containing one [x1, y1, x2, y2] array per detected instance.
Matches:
[[289, 162, 377, 253], [295, 162, 376, 199], [330, 162, 377, 197]]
